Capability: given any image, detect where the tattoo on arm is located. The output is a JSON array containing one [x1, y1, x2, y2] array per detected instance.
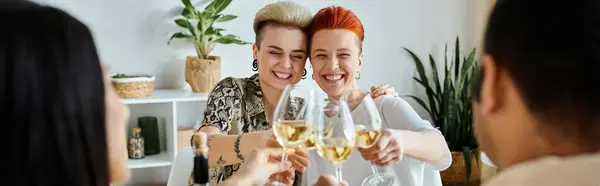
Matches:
[[216, 155, 227, 164], [234, 134, 245, 161]]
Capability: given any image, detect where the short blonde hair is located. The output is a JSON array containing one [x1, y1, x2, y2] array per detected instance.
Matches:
[[253, 1, 313, 43]]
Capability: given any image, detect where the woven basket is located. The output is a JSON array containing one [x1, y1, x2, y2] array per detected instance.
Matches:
[[441, 152, 481, 186], [111, 75, 155, 98]]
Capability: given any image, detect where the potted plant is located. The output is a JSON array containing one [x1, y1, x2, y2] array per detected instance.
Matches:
[[168, 0, 250, 92], [404, 37, 480, 185]]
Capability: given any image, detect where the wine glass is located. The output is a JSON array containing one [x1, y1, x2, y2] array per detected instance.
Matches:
[[341, 89, 395, 186], [315, 99, 356, 182], [270, 84, 315, 185]]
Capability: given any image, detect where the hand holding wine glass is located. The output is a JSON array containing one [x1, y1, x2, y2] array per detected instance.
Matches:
[[262, 132, 311, 172], [230, 148, 293, 186], [341, 89, 397, 186], [270, 84, 316, 186], [357, 128, 404, 166]]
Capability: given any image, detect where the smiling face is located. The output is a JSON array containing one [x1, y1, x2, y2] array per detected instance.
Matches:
[[253, 24, 308, 91], [310, 29, 363, 98]]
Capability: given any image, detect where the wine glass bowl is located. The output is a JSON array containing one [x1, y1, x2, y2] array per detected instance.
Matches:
[[272, 84, 315, 150], [270, 84, 316, 186], [314, 99, 356, 182]]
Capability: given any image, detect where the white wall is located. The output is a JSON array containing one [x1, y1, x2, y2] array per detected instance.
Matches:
[[32, 0, 478, 118]]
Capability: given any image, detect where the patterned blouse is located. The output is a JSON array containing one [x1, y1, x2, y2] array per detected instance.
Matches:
[[189, 73, 303, 186]]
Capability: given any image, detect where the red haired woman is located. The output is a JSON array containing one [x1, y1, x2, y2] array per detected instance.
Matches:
[[305, 6, 452, 186]]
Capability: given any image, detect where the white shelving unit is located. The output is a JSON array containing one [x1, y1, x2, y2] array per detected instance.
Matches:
[[119, 89, 209, 186]]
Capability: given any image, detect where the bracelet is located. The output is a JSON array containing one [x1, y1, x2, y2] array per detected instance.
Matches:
[[234, 134, 244, 161]]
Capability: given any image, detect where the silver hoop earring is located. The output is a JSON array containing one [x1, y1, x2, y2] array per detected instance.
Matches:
[[355, 71, 361, 80]]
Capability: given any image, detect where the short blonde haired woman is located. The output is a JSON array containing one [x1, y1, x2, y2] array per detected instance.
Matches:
[[188, 2, 313, 186]]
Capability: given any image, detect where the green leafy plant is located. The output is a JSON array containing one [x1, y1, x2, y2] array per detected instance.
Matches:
[[403, 36, 479, 179], [168, 0, 251, 59], [111, 74, 153, 78]]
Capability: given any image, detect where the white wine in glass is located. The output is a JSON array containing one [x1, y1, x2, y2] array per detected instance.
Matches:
[[302, 130, 317, 150], [316, 138, 355, 164], [301, 96, 329, 151], [273, 120, 312, 148], [270, 84, 315, 186], [342, 89, 395, 186], [302, 126, 333, 151], [315, 100, 356, 182], [355, 125, 382, 148]]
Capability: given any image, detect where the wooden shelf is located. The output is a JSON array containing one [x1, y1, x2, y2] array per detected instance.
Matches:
[[127, 152, 172, 169], [119, 89, 207, 184], [121, 89, 209, 105]]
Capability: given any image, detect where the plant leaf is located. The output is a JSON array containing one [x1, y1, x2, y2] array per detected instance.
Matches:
[[454, 36, 461, 81], [180, 0, 197, 18], [403, 47, 438, 122], [198, 11, 214, 33], [215, 34, 250, 44], [215, 14, 237, 22], [181, 0, 192, 8], [167, 32, 192, 44], [181, 7, 194, 18], [414, 77, 440, 108], [174, 18, 190, 28], [206, 27, 225, 35], [463, 146, 472, 180], [207, 0, 232, 14], [429, 54, 442, 104], [181, 19, 195, 36]]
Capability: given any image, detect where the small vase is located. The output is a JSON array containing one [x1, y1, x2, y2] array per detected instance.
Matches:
[[185, 56, 221, 92], [139, 116, 160, 155], [128, 128, 145, 159]]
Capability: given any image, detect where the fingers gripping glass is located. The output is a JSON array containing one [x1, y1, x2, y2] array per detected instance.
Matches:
[[341, 89, 395, 186], [270, 84, 315, 186]]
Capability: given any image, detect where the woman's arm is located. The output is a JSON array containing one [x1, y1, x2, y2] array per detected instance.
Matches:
[[199, 126, 272, 166], [389, 128, 449, 163], [190, 77, 266, 166], [381, 95, 451, 168], [217, 148, 292, 186]]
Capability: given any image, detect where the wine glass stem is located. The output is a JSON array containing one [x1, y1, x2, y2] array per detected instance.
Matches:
[[280, 147, 288, 163], [335, 164, 343, 183], [371, 164, 380, 176], [275, 147, 288, 183]]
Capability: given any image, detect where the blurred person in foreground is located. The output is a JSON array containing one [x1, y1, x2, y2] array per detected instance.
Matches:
[[1, 1, 131, 185], [473, 0, 600, 185]]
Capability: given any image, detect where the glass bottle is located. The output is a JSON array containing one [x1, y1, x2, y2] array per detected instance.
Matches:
[[193, 132, 209, 186], [128, 127, 145, 159]]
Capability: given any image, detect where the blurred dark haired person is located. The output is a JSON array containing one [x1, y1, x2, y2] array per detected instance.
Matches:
[[0, 1, 131, 185], [472, 0, 600, 185]]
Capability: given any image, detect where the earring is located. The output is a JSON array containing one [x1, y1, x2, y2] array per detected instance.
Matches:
[[355, 71, 361, 79], [302, 69, 307, 79], [252, 59, 258, 71]]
